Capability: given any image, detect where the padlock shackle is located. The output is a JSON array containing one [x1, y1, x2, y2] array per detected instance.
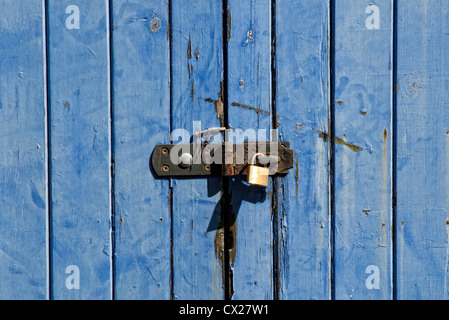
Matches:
[[250, 153, 266, 166]]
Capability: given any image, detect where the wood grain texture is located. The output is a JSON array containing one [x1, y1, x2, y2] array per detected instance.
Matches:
[[170, 0, 225, 299], [0, 0, 48, 299], [333, 0, 393, 300], [226, 0, 273, 300], [47, 0, 112, 299], [275, 0, 331, 300], [111, 0, 171, 300], [395, 0, 449, 300]]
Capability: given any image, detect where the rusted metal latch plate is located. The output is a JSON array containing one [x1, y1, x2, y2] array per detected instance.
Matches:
[[151, 142, 293, 177]]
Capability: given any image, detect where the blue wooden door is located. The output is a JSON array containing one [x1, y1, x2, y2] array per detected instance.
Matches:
[[1, 0, 449, 300]]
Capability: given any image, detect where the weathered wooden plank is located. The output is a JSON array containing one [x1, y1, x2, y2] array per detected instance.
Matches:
[[111, 0, 171, 299], [170, 0, 225, 299], [333, 0, 393, 300], [275, 0, 331, 300], [47, 0, 112, 299], [395, 0, 449, 300], [226, 0, 273, 300], [0, 0, 48, 299]]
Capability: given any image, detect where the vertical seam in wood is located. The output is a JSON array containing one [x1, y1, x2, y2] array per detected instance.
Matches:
[[326, 0, 332, 300], [222, 0, 229, 131], [169, 185, 174, 299], [329, 0, 336, 301], [43, 0, 52, 301], [107, 0, 115, 301], [168, 0, 174, 300], [271, 0, 280, 301], [391, 0, 398, 301], [222, 182, 231, 300], [222, 0, 232, 301]]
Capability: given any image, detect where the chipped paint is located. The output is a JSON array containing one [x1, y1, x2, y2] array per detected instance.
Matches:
[[229, 216, 237, 271], [149, 15, 161, 32], [226, 9, 231, 42], [203, 82, 225, 127], [166, 1, 170, 40], [214, 228, 224, 261], [295, 158, 299, 198], [314, 127, 363, 152], [190, 80, 194, 104], [334, 136, 362, 152], [242, 29, 254, 45], [187, 35, 192, 59], [213, 207, 225, 298], [230, 102, 270, 117]]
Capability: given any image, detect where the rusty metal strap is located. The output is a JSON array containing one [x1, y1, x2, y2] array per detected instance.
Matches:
[[151, 142, 293, 177]]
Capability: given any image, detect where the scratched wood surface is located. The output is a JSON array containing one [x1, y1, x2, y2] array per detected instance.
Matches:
[[226, 0, 274, 300], [47, 0, 112, 299], [3, 0, 449, 300], [275, 0, 331, 300], [111, 0, 171, 299], [333, 0, 393, 300], [170, 0, 225, 299], [0, 0, 48, 299], [395, 0, 449, 300]]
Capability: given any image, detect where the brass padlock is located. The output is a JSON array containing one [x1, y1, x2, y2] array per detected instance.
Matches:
[[247, 153, 269, 187]]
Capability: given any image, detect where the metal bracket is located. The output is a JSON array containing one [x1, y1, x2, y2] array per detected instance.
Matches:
[[151, 142, 293, 177]]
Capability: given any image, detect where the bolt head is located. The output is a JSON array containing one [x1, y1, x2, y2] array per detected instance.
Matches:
[[179, 153, 193, 168]]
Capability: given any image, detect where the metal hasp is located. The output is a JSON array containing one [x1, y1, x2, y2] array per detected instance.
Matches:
[[151, 142, 294, 178]]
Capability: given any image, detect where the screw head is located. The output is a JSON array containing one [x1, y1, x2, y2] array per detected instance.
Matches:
[[161, 147, 169, 156], [203, 164, 211, 172], [161, 164, 170, 173]]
